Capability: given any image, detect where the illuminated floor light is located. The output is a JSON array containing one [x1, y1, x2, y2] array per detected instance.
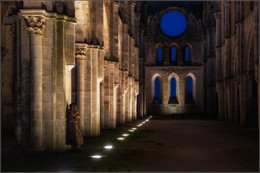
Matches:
[[117, 137, 125, 140], [104, 145, 113, 150], [128, 129, 134, 132], [122, 134, 129, 137], [91, 155, 102, 159], [132, 128, 137, 130]]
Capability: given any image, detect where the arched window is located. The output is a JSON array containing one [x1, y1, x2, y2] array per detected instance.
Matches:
[[154, 77, 160, 100], [170, 77, 177, 98], [157, 47, 163, 62], [185, 46, 190, 62], [169, 77, 179, 104], [171, 46, 176, 62], [185, 77, 194, 104]]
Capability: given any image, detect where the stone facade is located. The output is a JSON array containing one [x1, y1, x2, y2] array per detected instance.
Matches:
[[142, 4, 204, 115], [1, 1, 259, 153]]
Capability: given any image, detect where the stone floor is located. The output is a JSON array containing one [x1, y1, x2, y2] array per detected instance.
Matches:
[[1, 115, 259, 172]]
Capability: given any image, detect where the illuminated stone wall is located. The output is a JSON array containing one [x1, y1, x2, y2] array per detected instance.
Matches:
[[143, 6, 204, 115], [1, 1, 141, 152], [2, 1, 258, 154]]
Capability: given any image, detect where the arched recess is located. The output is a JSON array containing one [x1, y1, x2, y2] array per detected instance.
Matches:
[[169, 43, 178, 63], [167, 72, 179, 104], [185, 73, 196, 104], [184, 43, 192, 63], [155, 43, 164, 63], [151, 73, 163, 104]]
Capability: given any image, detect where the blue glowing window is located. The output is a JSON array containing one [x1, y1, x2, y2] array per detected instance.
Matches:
[[187, 77, 193, 97], [170, 78, 177, 98], [185, 46, 190, 61], [157, 47, 162, 62], [160, 11, 187, 37], [171, 46, 176, 62], [154, 77, 160, 99]]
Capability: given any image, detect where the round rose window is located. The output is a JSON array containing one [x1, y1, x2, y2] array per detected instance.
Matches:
[[160, 11, 187, 37]]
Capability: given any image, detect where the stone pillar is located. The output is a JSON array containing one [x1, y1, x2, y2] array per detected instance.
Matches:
[[75, 45, 86, 133], [129, 2, 135, 36], [134, 13, 140, 47], [24, 16, 45, 150], [103, 61, 116, 129], [214, 12, 221, 48], [254, 1, 259, 128], [113, 2, 119, 59], [117, 70, 126, 124], [100, 81, 105, 129], [91, 46, 101, 135]]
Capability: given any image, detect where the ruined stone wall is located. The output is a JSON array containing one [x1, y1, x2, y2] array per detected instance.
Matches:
[[216, 1, 259, 127], [202, 1, 219, 118], [144, 7, 204, 115], [1, 1, 141, 152]]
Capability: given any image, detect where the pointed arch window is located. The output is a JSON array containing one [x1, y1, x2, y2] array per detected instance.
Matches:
[[185, 46, 190, 62], [169, 77, 178, 104], [171, 46, 176, 62], [157, 47, 163, 62], [154, 77, 160, 100], [170, 77, 177, 98], [185, 77, 194, 104]]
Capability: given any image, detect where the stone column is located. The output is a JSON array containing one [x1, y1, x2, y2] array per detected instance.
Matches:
[[100, 81, 105, 129], [91, 46, 101, 135], [25, 16, 45, 150], [134, 13, 140, 47], [117, 70, 126, 124], [75, 45, 86, 133], [129, 2, 135, 36]]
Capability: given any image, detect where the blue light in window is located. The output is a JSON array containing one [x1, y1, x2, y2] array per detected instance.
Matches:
[[185, 46, 190, 61], [154, 77, 160, 99], [157, 47, 162, 62], [170, 78, 177, 98], [160, 11, 187, 37], [171, 47, 176, 62], [187, 77, 193, 97]]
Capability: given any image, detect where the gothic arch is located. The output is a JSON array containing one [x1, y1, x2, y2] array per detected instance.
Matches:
[[185, 73, 196, 103], [151, 73, 163, 102], [167, 72, 179, 103]]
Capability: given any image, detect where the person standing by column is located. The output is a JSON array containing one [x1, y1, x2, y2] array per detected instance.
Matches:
[[66, 103, 84, 151]]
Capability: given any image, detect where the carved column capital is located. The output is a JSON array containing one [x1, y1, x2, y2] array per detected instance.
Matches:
[[75, 46, 87, 60], [25, 16, 45, 35], [113, 1, 119, 6], [105, 1, 112, 9], [135, 13, 141, 21], [129, 1, 136, 6], [214, 11, 221, 20]]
